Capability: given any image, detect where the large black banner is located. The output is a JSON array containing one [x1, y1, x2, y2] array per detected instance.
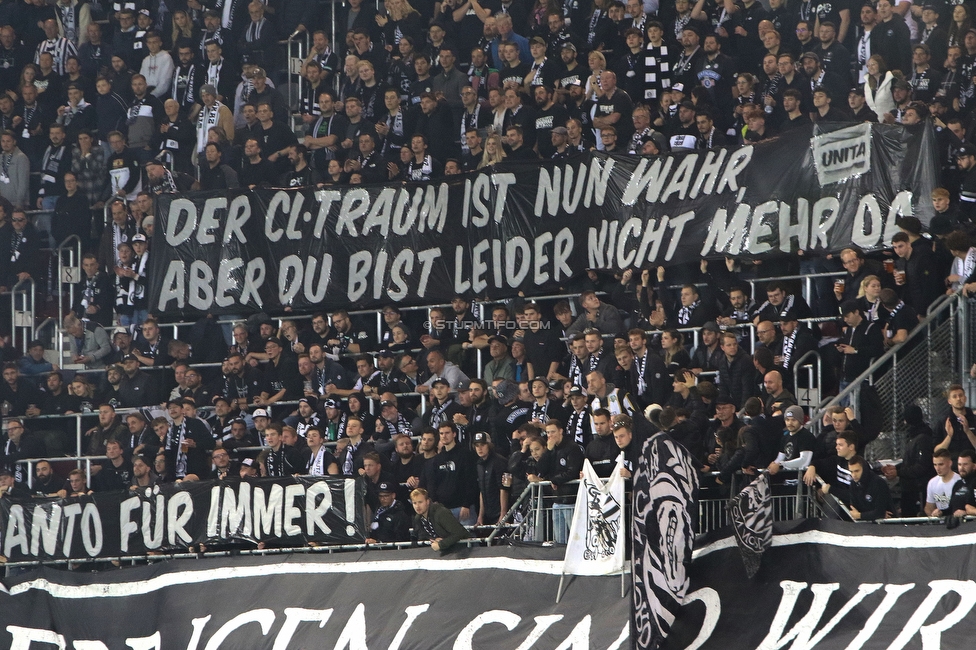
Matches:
[[149, 123, 938, 316], [0, 477, 365, 561], [0, 546, 631, 648], [663, 519, 976, 649]]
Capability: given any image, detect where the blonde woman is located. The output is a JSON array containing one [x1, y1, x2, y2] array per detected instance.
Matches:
[[863, 55, 894, 119], [478, 133, 506, 168], [170, 10, 198, 51], [378, 0, 425, 47], [857, 275, 885, 322], [585, 50, 607, 99]]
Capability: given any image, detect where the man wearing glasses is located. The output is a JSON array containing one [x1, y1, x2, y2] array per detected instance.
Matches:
[[834, 246, 893, 305], [1, 418, 46, 485]]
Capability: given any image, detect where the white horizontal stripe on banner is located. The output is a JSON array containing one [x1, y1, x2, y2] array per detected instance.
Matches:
[[9, 557, 569, 599], [693, 529, 976, 560]]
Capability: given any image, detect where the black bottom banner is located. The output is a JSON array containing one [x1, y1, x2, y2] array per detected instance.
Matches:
[[0, 545, 631, 649], [664, 519, 976, 649]]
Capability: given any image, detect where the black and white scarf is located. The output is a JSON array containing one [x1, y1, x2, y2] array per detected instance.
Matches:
[[342, 439, 361, 475], [173, 65, 198, 107], [196, 100, 223, 153], [678, 299, 700, 326], [246, 18, 267, 42], [567, 409, 587, 445], [635, 351, 647, 394], [429, 398, 455, 429], [531, 399, 551, 424], [408, 155, 435, 181], [169, 420, 188, 478], [461, 105, 481, 153], [307, 446, 329, 476], [9, 230, 25, 264], [884, 301, 905, 339], [781, 329, 797, 369], [40, 145, 66, 186], [589, 351, 602, 372]]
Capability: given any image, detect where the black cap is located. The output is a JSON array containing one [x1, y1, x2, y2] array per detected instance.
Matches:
[[568, 385, 585, 397], [781, 309, 799, 322], [702, 321, 720, 333], [323, 398, 340, 408], [549, 379, 563, 391], [473, 431, 490, 445], [431, 378, 450, 388], [377, 481, 396, 493], [800, 51, 821, 64], [380, 400, 397, 408], [488, 335, 509, 347], [121, 353, 139, 363], [378, 349, 395, 358], [958, 143, 976, 157], [299, 396, 318, 408]]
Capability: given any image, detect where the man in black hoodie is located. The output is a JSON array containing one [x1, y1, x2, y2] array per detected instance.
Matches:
[[541, 420, 584, 543], [882, 406, 934, 516], [848, 455, 893, 521], [422, 422, 479, 525]]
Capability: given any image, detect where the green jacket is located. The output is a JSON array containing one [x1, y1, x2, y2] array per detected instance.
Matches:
[[414, 502, 470, 554]]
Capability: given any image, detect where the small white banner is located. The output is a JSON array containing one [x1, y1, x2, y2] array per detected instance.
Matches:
[[562, 454, 627, 576], [812, 122, 872, 186]]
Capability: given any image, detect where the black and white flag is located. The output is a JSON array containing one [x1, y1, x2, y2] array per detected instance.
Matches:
[[563, 454, 626, 576], [632, 432, 699, 650], [729, 473, 773, 579]]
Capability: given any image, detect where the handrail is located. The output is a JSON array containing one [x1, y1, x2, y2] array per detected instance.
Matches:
[[14, 455, 108, 490], [10, 276, 35, 353], [791, 349, 822, 408], [812, 292, 959, 429], [285, 30, 311, 114]]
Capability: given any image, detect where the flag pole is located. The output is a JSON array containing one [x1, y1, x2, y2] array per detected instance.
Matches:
[[555, 572, 566, 604]]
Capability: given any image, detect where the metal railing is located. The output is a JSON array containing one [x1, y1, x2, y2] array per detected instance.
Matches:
[[792, 349, 823, 410], [813, 293, 963, 462], [10, 276, 35, 353], [56, 234, 84, 354], [2, 535, 492, 573], [14, 455, 107, 490]]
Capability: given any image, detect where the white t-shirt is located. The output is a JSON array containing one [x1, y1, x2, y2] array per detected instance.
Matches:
[[926, 473, 961, 511]]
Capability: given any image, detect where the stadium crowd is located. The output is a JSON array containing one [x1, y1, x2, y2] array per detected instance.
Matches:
[[3, 0, 976, 545]]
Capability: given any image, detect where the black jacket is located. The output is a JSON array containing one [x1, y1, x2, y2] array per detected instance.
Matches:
[[718, 351, 758, 409], [476, 452, 509, 524], [370, 498, 412, 542], [422, 443, 478, 509], [537, 438, 584, 503], [850, 470, 893, 521]]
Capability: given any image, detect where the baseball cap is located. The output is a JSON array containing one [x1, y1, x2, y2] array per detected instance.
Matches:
[[241, 458, 255, 468], [378, 349, 395, 358], [380, 400, 397, 408], [530, 36, 547, 46], [552, 126, 568, 135], [138, 8, 151, 16], [568, 385, 585, 397], [495, 379, 518, 404], [702, 321, 720, 333], [561, 42, 577, 52], [549, 379, 563, 390], [200, 83, 217, 96], [299, 396, 318, 408], [473, 431, 490, 445], [121, 353, 138, 363], [252, 408, 270, 419], [800, 51, 821, 64], [377, 481, 396, 493], [784, 405, 805, 421], [488, 335, 509, 346], [958, 143, 976, 157], [671, 82, 685, 93], [431, 377, 450, 388], [132, 233, 147, 243]]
